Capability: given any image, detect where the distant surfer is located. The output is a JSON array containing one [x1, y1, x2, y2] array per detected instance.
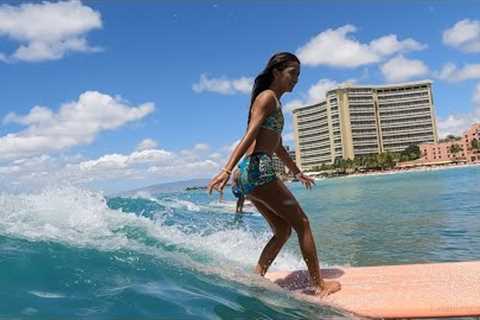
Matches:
[[231, 168, 245, 213], [208, 52, 341, 297]]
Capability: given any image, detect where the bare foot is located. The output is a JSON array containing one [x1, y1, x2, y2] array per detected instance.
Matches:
[[313, 280, 341, 298]]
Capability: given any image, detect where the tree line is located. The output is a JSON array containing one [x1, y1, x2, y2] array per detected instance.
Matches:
[[308, 137, 480, 174]]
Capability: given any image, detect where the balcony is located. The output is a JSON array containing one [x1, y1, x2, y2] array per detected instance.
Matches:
[[349, 115, 376, 122], [296, 106, 326, 117], [298, 118, 329, 127], [379, 104, 431, 114], [382, 127, 434, 137], [381, 119, 433, 129], [297, 121, 329, 130], [352, 140, 379, 147], [298, 127, 330, 137], [354, 148, 379, 155], [377, 88, 429, 98], [379, 111, 432, 121], [382, 136, 434, 144], [299, 140, 331, 149], [377, 95, 430, 105]]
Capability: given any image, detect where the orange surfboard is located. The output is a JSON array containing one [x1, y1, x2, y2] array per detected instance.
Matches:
[[265, 261, 480, 319]]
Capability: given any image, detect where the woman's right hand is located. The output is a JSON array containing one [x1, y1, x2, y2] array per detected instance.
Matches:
[[207, 171, 231, 195]]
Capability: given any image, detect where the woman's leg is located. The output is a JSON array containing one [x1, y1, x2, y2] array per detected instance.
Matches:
[[248, 197, 292, 276], [249, 179, 341, 297]]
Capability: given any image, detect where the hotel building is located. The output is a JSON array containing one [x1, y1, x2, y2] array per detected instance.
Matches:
[[420, 123, 480, 163], [293, 80, 438, 171]]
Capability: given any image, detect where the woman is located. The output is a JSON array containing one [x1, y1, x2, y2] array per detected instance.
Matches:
[[207, 52, 341, 297]]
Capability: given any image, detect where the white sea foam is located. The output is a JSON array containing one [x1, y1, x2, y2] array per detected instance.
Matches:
[[203, 200, 258, 215], [28, 291, 66, 299], [152, 197, 201, 212], [0, 186, 305, 275], [126, 192, 258, 215]]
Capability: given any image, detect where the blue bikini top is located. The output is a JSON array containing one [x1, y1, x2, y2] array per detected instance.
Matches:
[[260, 94, 284, 134]]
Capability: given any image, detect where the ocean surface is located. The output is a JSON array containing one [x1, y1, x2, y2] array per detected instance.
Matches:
[[1, 165, 479, 319]]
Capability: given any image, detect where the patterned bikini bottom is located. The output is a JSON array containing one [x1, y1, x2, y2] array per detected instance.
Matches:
[[236, 152, 277, 196]]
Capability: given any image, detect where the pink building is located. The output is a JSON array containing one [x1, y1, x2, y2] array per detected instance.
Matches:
[[420, 123, 480, 163]]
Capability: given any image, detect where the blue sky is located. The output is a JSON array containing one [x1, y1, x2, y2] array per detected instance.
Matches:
[[0, 0, 479, 193]]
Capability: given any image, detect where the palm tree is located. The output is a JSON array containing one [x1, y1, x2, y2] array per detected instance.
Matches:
[[448, 143, 463, 162], [471, 138, 480, 150]]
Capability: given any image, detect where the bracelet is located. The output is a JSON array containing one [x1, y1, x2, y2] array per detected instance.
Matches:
[[222, 168, 232, 175]]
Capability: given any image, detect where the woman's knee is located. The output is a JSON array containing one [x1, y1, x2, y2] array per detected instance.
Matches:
[[274, 224, 292, 241], [293, 214, 311, 234]]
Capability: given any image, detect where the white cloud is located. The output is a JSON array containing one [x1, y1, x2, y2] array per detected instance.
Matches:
[[306, 79, 340, 103], [284, 78, 355, 113], [435, 63, 480, 82], [296, 25, 425, 68], [0, 142, 222, 189], [225, 139, 241, 152], [437, 82, 480, 137], [193, 143, 209, 152], [136, 138, 158, 151], [369, 34, 426, 56], [380, 55, 429, 83], [208, 152, 224, 160], [79, 149, 173, 171], [0, 91, 154, 160], [0, 0, 102, 62], [193, 74, 253, 95], [283, 132, 295, 143], [443, 19, 480, 53], [437, 114, 473, 138], [284, 99, 305, 113], [147, 159, 218, 177], [74, 144, 220, 183]]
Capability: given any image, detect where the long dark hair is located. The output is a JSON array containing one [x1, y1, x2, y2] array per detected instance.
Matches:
[[247, 52, 300, 126]]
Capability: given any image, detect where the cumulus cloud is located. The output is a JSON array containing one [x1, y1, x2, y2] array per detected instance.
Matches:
[[380, 55, 429, 83], [306, 79, 340, 103], [0, 140, 229, 192], [136, 138, 158, 151], [75, 143, 221, 184], [0, 91, 154, 160], [79, 149, 173, 171], [435, 63, 480, 82], [225, 139, 241, 152], [284, 78, 357, 113], [437, 82, 480, 137], [193, 74, 253, 95], [443, 19, 480, 53], [0, 0, 102, 62], [296, 25, 425, 68], [193, 143, 209, 152]]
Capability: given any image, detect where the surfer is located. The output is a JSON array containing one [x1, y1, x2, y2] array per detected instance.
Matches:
[[231, 168, 245, 213], [208, 52, 341, 297]]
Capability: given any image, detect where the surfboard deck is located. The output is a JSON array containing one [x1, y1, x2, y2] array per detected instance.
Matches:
[[265, 261, 480, 319]]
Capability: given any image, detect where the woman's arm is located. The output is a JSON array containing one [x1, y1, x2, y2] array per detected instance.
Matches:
[[208, 91, 277, 194]]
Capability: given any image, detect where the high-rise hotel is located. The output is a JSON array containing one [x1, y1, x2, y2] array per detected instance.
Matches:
[[293, 80, 438, 171]]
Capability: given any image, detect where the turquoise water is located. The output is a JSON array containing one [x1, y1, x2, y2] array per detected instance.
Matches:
[[1, 166, 479, 319]]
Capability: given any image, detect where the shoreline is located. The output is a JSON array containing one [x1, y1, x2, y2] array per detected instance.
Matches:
[[307, 162, 480, 181]]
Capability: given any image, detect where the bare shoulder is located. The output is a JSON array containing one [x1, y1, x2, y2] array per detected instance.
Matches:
[[252, 90, 277, 114]]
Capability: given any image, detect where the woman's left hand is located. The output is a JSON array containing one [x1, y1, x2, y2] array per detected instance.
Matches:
[[295, 172, 315, 190], [207, 171, 231, 195]]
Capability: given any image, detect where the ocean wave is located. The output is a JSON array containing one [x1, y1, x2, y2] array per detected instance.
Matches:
[[0, 185, 306, 276]]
